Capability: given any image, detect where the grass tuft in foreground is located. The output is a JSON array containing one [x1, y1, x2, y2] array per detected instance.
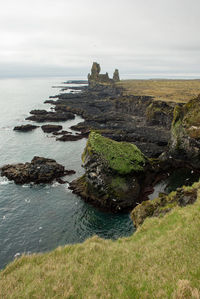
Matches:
[[1, 182, 200, 298]]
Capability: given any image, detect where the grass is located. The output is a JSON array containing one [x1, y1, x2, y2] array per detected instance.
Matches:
[[83, 132, 146, 175], [117, 79, 200, 103], [1, 182, 200, 298]]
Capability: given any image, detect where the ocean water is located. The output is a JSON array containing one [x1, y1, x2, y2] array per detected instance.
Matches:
[[0, 77, 134, 270]]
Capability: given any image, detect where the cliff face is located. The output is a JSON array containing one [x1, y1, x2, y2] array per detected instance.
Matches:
[[170, 95, 200, 168]]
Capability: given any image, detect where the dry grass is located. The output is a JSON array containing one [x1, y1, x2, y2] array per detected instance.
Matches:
[[117, 80, 200, 103], [0, 182, 200, 298]]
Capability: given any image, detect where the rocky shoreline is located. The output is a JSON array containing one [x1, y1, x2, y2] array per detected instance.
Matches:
[[5, 62, 200, 213], [0, 156, 75, 185]]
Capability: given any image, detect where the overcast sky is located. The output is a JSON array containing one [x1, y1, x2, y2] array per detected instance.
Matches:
[[1, 0, 200, 78]]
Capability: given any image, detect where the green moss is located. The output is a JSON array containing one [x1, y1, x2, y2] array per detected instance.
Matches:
[[84, 132, 146, 175]]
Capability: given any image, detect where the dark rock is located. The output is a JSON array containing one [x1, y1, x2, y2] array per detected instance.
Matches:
[[56, 131, 89, 142], [30, 109, 48, 115], [1, 156, 66, 184], [52, 130, 72, 136], [41, 124, 62, 133], [64, 169, 76, 175], [13, 124, 39, 132], [26, 111, 75, 122]]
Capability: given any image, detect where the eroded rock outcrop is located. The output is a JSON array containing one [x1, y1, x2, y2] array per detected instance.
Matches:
[[69, 132, 164, 211], [169, 95, 200, 168], [88, 62, 119, 87], [1, 156, 68, 184]]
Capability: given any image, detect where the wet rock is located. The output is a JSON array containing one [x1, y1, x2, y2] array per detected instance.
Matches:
[[1, 156, 66, 184], [30, 109, 48, 115], [13, 124, 39, 132], [41, 124, 62, 133]]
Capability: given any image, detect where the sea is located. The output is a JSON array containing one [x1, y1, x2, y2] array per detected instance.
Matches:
[[0, 76, 199, 270], [0, 77, 134, 270]]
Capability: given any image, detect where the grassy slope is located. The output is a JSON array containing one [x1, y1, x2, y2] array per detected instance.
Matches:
[[117, 79, 200, 103], [1, 184, 200, 298]]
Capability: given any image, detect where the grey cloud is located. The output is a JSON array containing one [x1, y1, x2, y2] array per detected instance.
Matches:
[[0, 0, 200, 77]]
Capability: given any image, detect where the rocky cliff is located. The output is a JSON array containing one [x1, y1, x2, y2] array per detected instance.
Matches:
[[170, 95, 200, 168], [70, 131, 149, 211]]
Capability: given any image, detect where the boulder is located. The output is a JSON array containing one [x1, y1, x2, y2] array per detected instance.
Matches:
[[1, 156, 67, 184]]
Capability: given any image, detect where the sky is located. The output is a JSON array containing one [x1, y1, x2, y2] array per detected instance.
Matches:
[[1, 0, 200, 78]]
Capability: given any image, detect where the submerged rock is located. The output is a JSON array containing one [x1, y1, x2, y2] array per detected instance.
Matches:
[[170, 95, 200, 168], [13, 124, 39, 132], [1, 156, 67, 184]]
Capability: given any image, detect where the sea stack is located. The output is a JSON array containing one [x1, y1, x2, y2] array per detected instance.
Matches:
[[88, 62, 120, 87]]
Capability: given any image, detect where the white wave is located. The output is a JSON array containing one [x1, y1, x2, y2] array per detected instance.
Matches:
[[0, 177, 11, 185]]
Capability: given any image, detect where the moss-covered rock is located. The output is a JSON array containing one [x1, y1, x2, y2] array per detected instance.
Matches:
[[83, 132, 146, 175], [131, 181, 199, 227], [70, 132, 148, 211], [170, 95, 200, 168]]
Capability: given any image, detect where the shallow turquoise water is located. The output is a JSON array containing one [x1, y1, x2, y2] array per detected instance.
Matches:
[[0, 77, 134, 269]]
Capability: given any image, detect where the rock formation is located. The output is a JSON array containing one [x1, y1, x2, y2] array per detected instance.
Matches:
[[26, 109, 75, 122], [88, 62, 120, 87], [113, 69, 120, 82], [70, 132, 147, 211], [1, 156, 68, 184], [41, 124, 62, 133]]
